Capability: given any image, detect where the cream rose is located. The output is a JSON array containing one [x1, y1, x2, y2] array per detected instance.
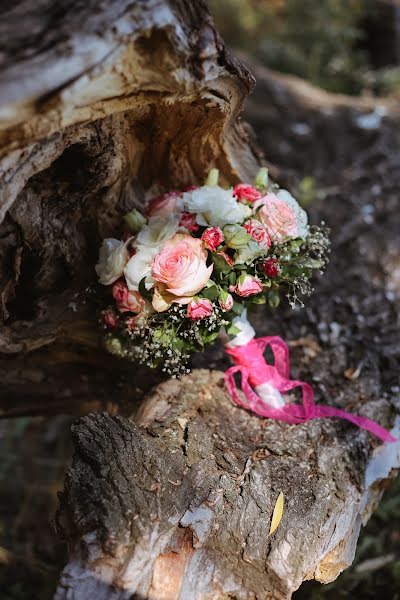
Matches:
[[179, 186, 249, 227], [151, 234, 213, 298], [124, 246, 159, 291], [95, 238, 130, 286]]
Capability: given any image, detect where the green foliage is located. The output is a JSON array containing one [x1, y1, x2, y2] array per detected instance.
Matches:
[[209, 0, 373, 94]]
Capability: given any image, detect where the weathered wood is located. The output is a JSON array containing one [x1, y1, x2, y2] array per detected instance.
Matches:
[[55, 373, 398, 600], [0, 0, 261, 415]]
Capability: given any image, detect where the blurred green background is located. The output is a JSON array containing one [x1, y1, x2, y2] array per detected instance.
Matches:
[[209, 0, 400, 96]]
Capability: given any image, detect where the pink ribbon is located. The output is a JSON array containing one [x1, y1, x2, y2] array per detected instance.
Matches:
[[225, 337, 396, 443]]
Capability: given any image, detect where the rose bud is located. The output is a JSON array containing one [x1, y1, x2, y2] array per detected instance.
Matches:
[[233, 183, 262, 203], [112, 281, 145, 314], [219, 290, 233, 311], [261, 258, 279, 278], [187, 298, 213, 320], [231, 274, 263, 297], [180, 211, 199, 232], [201, 226, 224, 251], [244, 219, 271, 249]]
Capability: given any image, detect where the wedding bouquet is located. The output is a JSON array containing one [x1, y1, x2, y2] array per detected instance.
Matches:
[[95, 169, 395, 442], [95, 169, 329, 376]]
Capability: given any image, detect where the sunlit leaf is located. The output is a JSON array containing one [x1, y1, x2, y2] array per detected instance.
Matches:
[[269, 491, 284, 536]]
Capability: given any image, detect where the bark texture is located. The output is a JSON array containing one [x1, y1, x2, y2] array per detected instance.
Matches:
[[55, 373, 398, 600], [0, 0, 260, 416]]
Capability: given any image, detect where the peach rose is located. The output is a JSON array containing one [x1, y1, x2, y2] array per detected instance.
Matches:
[[254, 190, 308, 243], [151, 234, 213, 298]]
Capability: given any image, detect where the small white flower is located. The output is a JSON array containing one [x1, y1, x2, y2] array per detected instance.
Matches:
[[95, 238, 130, 286], [179, 186, 248, 227], [136, 215, 179, 248], [124, 246, 159, 291]]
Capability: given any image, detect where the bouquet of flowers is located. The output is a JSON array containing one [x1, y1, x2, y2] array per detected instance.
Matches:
[[95, 168, 329, 376], [95, 168, 395, 443]]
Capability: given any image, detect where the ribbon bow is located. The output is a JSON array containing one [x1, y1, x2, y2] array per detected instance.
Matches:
[[225, 336, 395, 443]]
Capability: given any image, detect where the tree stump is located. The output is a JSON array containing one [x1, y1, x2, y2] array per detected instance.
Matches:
[[1, 1, 399, 599]]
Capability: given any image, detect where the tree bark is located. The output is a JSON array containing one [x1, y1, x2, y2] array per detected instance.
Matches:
[[0, 0, 261, 417], [55, 372, 398, 600]]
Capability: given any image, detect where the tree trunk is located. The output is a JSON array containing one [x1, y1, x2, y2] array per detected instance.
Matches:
[[0, 0, 260, 418], [1, 1, 399, 599]]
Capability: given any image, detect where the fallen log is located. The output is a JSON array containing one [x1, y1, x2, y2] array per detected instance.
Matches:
[[1, 1, 399, 599], [55, 372, 398, 599]]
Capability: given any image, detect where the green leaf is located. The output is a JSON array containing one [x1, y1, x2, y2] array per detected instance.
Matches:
[[228, 272, 237, 285], [202, 286, 219, 300], [250, 295, 266, 304], [139, 277, 151, 299], [268, 289, 280, 308], [227, 324, 241, 336], [212, 254, 232, 274]]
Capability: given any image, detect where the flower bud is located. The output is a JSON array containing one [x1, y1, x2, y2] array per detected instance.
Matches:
[[219, 290, 233, 311], [123, 208, 147, 233], [254, 167, 268, 190], [204, 168, 219, 187]]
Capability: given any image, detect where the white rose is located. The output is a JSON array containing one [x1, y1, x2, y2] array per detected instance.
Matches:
[[136, 214, 179, 248], [226, 309, 256, 348], [124, 246, 159, 291], [95, 238, 130, 286], [180, 186, 248, 227]]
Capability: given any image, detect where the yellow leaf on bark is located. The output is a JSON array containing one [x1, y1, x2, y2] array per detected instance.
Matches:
[[269, 491, 284, 536]]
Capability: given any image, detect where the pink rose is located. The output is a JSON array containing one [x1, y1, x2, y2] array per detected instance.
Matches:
[[219, 292, 233, 311], [254, 191, 307, 242], [243, 219, 271, 249], [230, 275, 263, 297], [112, 281, 145, 313], [145, 191, 180, 218], [233, 183, 262, 203], [187, 298, 213, 320], [180, 212, 199, 232], [151, 234, 213, 298], [102, 309, 120, 329], [201, 226, 224, 251]]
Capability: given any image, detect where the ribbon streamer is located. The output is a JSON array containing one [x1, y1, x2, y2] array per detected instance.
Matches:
[[225, 336, 396, 443]]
